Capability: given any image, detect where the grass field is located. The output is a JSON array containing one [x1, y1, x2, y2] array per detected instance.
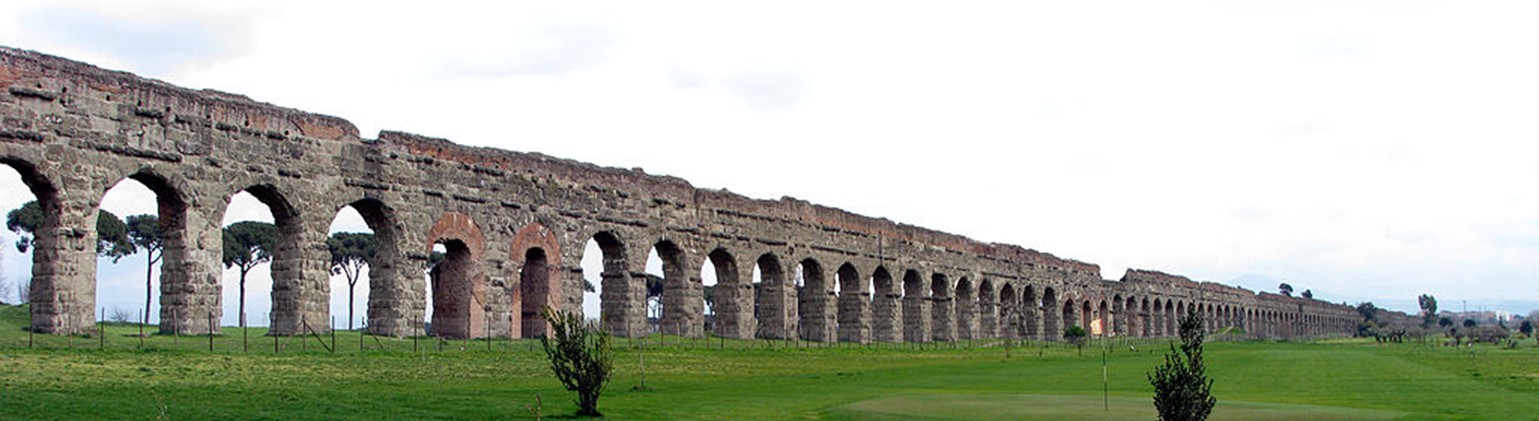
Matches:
[[2, 304, 1537, 420]]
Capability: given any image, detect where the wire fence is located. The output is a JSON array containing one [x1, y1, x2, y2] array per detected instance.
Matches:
[[0, 306, 1345, 355]]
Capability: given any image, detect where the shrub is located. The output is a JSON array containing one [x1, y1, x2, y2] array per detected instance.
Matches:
[[1149, 309, 1216, 421], [538, 307, 613, 417]]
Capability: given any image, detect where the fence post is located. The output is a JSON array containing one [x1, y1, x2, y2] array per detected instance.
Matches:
[[208, 311, 214, 352], [138, 307, 145, 349]]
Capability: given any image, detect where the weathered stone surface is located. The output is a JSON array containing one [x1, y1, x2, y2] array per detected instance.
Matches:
[[0, 46, 1361, 340]]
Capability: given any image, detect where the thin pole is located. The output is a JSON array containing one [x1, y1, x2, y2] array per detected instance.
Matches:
[[138, 307, 145, 349], [243, 312, 248, 352], [359, 321, 365, 352], [208, 311, 214, 352], [272, 314, 278, 354], [99, 307, 105, 350], [331, 316, 336, 353], [302, 318, 308, 352]]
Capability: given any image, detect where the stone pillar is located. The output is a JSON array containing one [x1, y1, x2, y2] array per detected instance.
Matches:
[[930, 296, 955, 342], [715, 270, 754, 339], [30, 189, 99, 335], [903, 293, 931, 342], [365, 214, 421, 338], [977, 298, 997, 339], [956, 296, 978, 340], [1042, 304, 1060, 341], [836, 290, 871, 343], [873, 289, 902, 342], [158, 197, 224, 336]]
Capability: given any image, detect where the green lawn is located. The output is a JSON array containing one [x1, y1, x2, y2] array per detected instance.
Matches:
[[2, 304, 1537, 420]]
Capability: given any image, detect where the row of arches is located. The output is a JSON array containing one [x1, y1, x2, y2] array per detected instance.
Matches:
[[0, 158, 1356, 341]]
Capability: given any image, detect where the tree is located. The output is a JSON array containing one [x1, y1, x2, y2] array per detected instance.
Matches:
[[1418, 294, 1438, 328], [539, 307, 612, 417], [7, 200, 134, 259], [125, 214, 163, 325], [1062, 325, 1088, 356], [1149, 309, 1216, 421], [1519, 320, 1533, 337], [1300, 289, 1313, 299], [222, 221, 276, 328], [327, 232, 376, 330], [1463, 319, 1477, 329], [1278, 283, 1293, 297]]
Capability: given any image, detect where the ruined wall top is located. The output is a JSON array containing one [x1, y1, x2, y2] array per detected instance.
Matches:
[[0, 46, 359, 142]]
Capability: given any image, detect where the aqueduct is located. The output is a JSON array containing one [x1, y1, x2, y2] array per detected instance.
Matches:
[[0, 46, 1359, 341]]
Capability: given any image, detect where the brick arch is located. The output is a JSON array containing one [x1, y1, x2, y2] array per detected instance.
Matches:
[[425, 211, 488, 339], [511, 222, 562, 338], [426, 212, 485, 257]]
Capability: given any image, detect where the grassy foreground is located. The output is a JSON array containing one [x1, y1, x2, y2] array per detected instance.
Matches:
[[2, 304, 1537, 420]]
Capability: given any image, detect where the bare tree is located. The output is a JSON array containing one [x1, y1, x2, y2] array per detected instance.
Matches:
[[110, 307, 134, 324]]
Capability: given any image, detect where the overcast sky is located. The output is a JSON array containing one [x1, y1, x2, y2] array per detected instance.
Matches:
[[3, 1, 1539, 319]]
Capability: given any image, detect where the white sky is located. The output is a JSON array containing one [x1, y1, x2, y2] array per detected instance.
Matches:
[[3, 1, 1539, 317]]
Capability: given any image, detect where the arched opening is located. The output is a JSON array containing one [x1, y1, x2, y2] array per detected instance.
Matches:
[[1061, 299, 1077, 335], [998, 283, 1017, 340], [1165, 300, 1176, 335], [0, 160, 56, 330], [930, 273, 952, 342], [221, 186, 303, 334], [703, 248, 740, 338], [795, 258, 829, 342], [835, 262, 865, 343], [519, 247, 550, 338], [1124, 296, 1139, 337], [95, 173, 187, 333], [580, 232, 629, 336], [977, 279, 996, 339], [1041, 287, 1058, 341], [648, 240, 691, 336], [1140, 298, 1151, 337], [429, 239, 484, 339], [1095, 300, 1109, 336], [1080, 300, 1093, 332], [870, 266, 899, 342], [752, 253, 787, 339], [955, 277, 975, 340], [327, 199, 396, 333], [902, 269, 927, 342]]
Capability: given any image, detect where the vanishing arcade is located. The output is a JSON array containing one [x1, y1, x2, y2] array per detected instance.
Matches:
[[0, 47, 1357, 343]]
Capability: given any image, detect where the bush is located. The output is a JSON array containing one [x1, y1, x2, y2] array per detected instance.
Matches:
[[1062, 325, 1088, 355], [1149, 309, 1216, 421], [538, 307, 613, 417]]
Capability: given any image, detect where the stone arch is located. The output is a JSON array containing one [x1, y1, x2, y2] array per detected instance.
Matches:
[[96, 169, 198, 335], [752, 252, 791, 339], [223, 182, 313, 335], [977, 278, 997, 339], [1041, 286, 1058, 341], [870, 266, 900, 342], [955, 277, 977, 340], [511, 222, 562, 338], [327, 197, 408, 337], [795, 257, 833, 342], [930, 273, 954, 342], [835, 262, 869, 343], [704, 247, 749, 338], [650, 239, 694, 336], [902, 269, 929, 342], [999, 283, 1019, 339], [426, 212, 488, 339], [1061, 298, 1078, 336], [0, 156, 84, 334]]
